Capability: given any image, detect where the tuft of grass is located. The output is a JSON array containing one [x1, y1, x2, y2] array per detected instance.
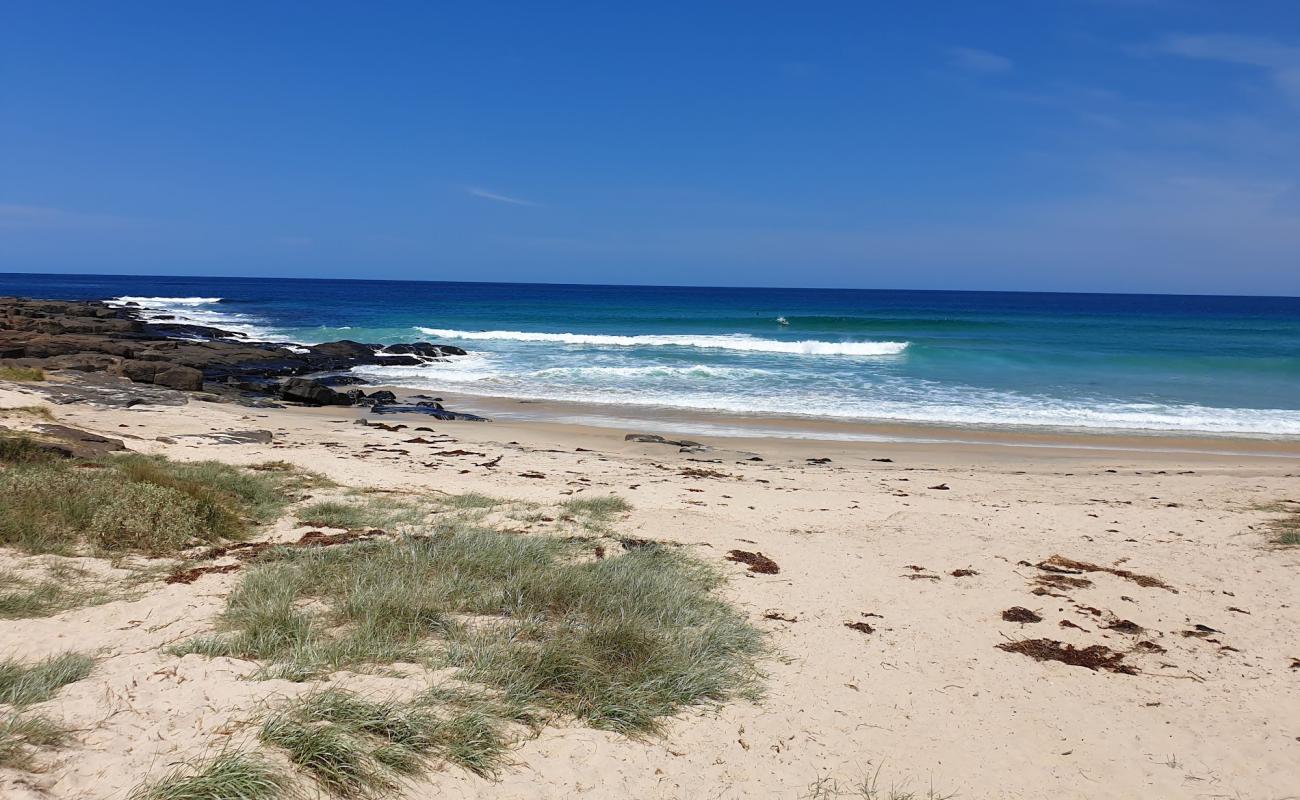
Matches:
[[561, 495, 631, 530], [439, 492, 503, 511], [0, 713, 72, 771], [261, 711, 389, 797], [0, 433, 64, 465], [258, 687, 510, 794], [0, 366, 46, 382], [804, 767, 955, 800], [298, 496, 429, 531], [0, 564, 133, 619], [128, 750, 289, 800], [177, 523, 764, 735], [0, 454, 298, 556], [114, 454, 295, 533], [1266, 503, 1300, 545], [0, 405, 55, 421], [0, 652, 95, 706]]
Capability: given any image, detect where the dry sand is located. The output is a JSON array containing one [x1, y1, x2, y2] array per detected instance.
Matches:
[[1, 378, 1298, 799]]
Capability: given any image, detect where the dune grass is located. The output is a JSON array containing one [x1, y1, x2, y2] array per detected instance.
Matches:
[[1271, 507, 1300, 545], [129, 751, 289, 800], [0, 713, 71, 770], [297, 497, 428, 531], [175, 521, 764, 737], [0, 652, 95, 706], [804, 767, 955, 800], [560, 494, 632, 531], [0, 367, 46, 382], [0, 452, 302, 556], [0, 572, 110, 619], [0, 405, 55, 421], [0, 433, 62, 465], [257, 686, 513, 795]]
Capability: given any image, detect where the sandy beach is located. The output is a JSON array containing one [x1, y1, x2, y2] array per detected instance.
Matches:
[[2, 373, 1297, 800]]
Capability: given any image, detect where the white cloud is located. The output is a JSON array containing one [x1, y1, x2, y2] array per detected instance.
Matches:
[[947, 47, 1012, 75], [1148, 34, 1300, 102], [466, 187, 540, 207]]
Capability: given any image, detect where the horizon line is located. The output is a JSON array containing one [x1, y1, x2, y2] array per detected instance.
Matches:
[[1, 270, 1298, 302]]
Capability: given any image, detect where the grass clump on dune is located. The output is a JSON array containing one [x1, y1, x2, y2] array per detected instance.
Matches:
[[129, 751, 288, 800], [1267, 503, 1300, 545], [0, 433, 64, 465], [0, 453, 300, 556], [0, 367, 46, 382], [298, 497, 427, 531], [0, 405, 55, 421], [0, 652, 94, 706], [561, 494, 632, 530], [258, 686, 512, 795], [174, 522, 764, 736], [0, 713, 71, 770]]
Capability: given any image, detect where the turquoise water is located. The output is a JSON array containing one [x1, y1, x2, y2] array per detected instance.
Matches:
[[4, 273, 1300, 436]]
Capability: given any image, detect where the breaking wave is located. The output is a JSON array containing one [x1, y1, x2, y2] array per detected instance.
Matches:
[[416, 328, 908, 356]]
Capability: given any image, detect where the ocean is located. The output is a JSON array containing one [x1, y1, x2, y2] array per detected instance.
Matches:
[[4, 272, 1300, 437]]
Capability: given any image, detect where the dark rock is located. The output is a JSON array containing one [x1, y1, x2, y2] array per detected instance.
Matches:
[[33, 424, 128, 458], [153, 365, 205, 391], [383, 342, 467, 358], [367, 390, 397, 405], [279, 377, 350, 406], [370, 404, 488, 421], [309, 340, 378, 359], [624, 433, 704, 448], [317, 375, 369, 387]]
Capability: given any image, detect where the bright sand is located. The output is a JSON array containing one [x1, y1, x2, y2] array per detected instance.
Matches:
[[1, 380, 1298, 799]]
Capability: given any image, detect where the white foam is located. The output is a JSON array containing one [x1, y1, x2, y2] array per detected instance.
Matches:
[[353, 360, 1300, 436], [106, 295, 280, 341], [415, 328, 908, 356], [530, 365, 773, 379], [106, 296, 224, 308]]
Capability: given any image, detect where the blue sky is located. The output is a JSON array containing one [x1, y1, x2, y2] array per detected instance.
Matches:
[[2, 1, 1299, 294]]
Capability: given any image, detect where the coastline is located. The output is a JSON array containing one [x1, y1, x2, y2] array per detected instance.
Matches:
[[371, 387, 1300, 459]]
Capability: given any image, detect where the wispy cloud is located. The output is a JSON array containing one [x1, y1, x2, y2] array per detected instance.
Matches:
[[947, 47, 1012, 75], [466, 187, 540, 207], [1147, 34, 1300, 102]]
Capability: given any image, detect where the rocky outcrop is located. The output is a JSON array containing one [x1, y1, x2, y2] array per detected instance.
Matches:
[[0, 296, 482, 416]]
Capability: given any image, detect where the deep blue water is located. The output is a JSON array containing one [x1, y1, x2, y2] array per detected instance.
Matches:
[[4, 272, 1300, 435]]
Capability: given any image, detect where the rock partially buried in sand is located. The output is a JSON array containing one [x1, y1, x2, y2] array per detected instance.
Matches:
[[370, 404, 489, 422], [625, 433, 705, 449]]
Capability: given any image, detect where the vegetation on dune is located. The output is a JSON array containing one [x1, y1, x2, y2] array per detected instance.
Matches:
[[0, 652, 87, 772], [128, 751, 289, 800], [0, 651, 95, 706], [560, 494, 633, 531], [1269, 504, 1300, 545], [0, 405, 55, 421], [0, 447, 308, 556], [0, 713, 72, 771], [174, 522, 764, 735], [0, 366, 46, 382], [0, 433, 64, 465], [259, 687, 513, 795], [297, 497, 429, 531]]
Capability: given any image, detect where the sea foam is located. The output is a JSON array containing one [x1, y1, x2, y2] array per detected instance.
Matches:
[[415, 328, 908, 356]]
